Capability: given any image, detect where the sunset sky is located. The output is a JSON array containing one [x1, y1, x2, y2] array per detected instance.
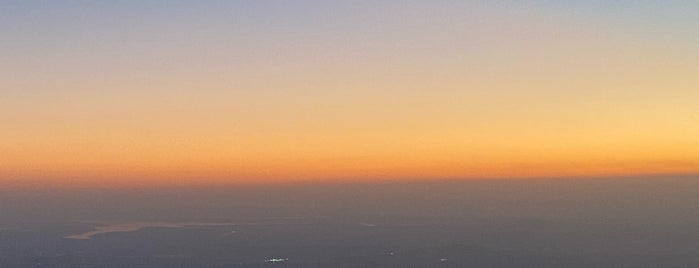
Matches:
[[2, 1, 698, 186]]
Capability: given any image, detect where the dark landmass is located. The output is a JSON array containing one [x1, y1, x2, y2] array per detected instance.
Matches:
[[2, 175, 699, 267]]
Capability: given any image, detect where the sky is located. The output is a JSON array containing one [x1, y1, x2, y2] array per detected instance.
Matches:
[[1, 1, 698, 186]]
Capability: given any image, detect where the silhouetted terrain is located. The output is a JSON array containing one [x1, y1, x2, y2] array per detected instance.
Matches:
[[2, 176, 699, 267]]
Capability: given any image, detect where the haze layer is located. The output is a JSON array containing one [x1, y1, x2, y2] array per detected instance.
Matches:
[[2, 1, 698, 185]]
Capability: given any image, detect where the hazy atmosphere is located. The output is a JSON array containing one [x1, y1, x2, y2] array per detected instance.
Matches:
[[1, 1, 698, 267], [3, 1, 698, 185]]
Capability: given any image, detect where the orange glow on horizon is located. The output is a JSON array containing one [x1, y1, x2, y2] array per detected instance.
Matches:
[[2, 2, 698, 186]]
